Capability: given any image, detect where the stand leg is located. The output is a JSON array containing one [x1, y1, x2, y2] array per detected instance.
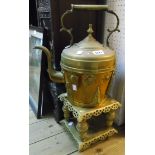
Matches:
[[76, 120, 89, 141], [63, 105, 70, 121], [106, 111, 116, 128]]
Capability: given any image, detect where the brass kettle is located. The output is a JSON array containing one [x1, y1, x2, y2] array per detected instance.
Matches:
[[35, 4, 120, 108]]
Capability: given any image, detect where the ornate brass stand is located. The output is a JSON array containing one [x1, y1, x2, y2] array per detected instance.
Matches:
[[59, 93, 121, 152]]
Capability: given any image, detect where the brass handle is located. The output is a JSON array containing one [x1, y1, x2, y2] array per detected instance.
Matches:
[[60, 4, 120, 47], [71, 4, 108, 11], [106, 10, 120, 46]]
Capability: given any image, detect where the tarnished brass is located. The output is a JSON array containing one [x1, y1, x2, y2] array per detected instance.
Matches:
[[34, 4, 120, 108]]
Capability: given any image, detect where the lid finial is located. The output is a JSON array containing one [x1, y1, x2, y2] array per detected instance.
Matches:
[[87, 24, 94, 36]]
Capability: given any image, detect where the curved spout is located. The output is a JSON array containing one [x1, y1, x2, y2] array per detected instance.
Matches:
[[34, 46, 65, 83]]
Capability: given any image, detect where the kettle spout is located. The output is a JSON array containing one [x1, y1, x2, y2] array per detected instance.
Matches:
[[34, 46, 65, 83]]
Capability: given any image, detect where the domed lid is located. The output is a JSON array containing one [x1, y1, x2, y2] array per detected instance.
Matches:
[[61, 24, 115, 73]]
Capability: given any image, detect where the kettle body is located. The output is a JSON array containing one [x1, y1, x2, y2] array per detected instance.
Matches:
[[34, 4, 119, 108]]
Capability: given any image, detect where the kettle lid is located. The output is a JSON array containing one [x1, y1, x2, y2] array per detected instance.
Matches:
[[61, 24, 115, 73]]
